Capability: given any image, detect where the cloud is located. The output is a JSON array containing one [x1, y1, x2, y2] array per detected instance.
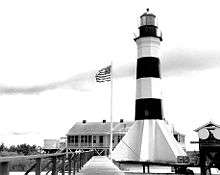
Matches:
[[114, 48, 220, 78], [0, 131, 40, 136], [0, 71, 96, 95], [0, 48, 219, 95], [162, 48, 220, 76], [10, 131, 35, 136]]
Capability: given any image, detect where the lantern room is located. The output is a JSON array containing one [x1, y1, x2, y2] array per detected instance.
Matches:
[[140, 8, 157, 26], [135, 8, 162, 41]]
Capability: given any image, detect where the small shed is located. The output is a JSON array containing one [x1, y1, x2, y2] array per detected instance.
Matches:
[[194, 121, 220, 174]]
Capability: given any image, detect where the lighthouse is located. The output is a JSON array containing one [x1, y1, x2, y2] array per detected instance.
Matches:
[[111, 9, 186, 162]]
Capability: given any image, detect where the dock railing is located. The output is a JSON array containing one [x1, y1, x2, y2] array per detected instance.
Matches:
[[0, 150, 94, 175]]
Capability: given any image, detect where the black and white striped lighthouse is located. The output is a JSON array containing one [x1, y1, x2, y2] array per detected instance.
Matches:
[[135, 9, 163, 121], [112, 9, 186, 162]]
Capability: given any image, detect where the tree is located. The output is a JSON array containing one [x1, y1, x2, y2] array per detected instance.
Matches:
[[8, 145, 17, 152], [0, 143, 6, 152], [16, 144, 39, 155]]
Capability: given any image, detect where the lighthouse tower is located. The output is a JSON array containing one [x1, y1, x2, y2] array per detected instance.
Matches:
[[111, 9, 186, 162]]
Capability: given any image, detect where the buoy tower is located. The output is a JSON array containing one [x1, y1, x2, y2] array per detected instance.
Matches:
[[112, 9, 186, 162]]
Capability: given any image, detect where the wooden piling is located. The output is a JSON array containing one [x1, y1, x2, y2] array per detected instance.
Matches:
[[35, 158, 41, 175], [0, 162, 9, 175]]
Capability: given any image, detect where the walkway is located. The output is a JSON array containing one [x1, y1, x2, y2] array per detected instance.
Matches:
[[77, 156, 125, 175]]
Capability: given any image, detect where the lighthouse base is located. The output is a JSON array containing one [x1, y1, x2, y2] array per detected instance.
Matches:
[[111, 120, 186, 162]]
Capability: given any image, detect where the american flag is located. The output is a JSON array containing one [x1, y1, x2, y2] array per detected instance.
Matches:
[[95, 65, 111, 82]]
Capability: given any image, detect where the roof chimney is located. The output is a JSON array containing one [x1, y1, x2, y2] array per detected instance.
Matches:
[[102, 120, 106, 123], [120, 119, 124, 123], [82, 120, 86, 124]]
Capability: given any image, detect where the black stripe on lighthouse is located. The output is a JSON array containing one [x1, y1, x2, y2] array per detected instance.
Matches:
[[135, 98, 162, 120], [135, 56, 162, 120], [136, 57, 160, 79]]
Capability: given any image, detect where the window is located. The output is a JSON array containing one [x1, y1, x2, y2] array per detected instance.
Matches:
[[67, 136, 75, 144], [174, 134, 185, 143], [118, 135, 123, 143], [146, 16, 155, 26], [141, 15, 147, 26], [179, 135, 185, 143], [174, 134, 178, 141], [99, 136, 104, 143], [81, 135, 84, 143], [75, 136, 78, 143], [88, 135, 92, 143], [93, 136, 96, 143], [118, 135, 120, 143]]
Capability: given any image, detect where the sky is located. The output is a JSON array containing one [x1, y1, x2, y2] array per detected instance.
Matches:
[[0, 0, 220, 151]]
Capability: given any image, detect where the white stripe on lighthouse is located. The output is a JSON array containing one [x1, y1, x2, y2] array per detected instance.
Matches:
[[136, 78, 161, 99], [136, 37, 161, 58]]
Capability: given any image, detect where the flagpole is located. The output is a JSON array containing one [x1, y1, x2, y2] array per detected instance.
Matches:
[[109, 61, 113, 159]]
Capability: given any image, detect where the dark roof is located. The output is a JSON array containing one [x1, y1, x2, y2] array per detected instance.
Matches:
[[113, 122, 134, 133], [141, 12, 155, 17], [194, 121, 220, 132], [67, 121, 134, 136]]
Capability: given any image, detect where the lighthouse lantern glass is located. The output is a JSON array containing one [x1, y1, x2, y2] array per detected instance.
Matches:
[[146, 15, 156, 26], [140, 15, 147, 26], [140, 14, 156, 26]]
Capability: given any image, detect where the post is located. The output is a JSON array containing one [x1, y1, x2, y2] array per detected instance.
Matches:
[[61, 155, 65, 175], [79, 153, 82, 169], [0, 162, 9, 175], [73, 155, 76, 175], [51, 156, 57, 175], [68, 155, 72, 175], [77, 154, 80, 172], [109, 61, 113, 159], [66, 136, 68, 159], [143, 164, 145, 173], [147, 164, 150, 173], [35, 158, 41, 175], [83, 152, 86, 166]]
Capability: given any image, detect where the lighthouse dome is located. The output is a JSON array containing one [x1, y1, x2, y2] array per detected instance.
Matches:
[[140, 9, 157, 26], [141, 12, 156, 18]]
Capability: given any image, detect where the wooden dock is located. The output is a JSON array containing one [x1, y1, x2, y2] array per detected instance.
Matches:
[[0, 154, 200, 174], [0, 151, 94, 175]]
